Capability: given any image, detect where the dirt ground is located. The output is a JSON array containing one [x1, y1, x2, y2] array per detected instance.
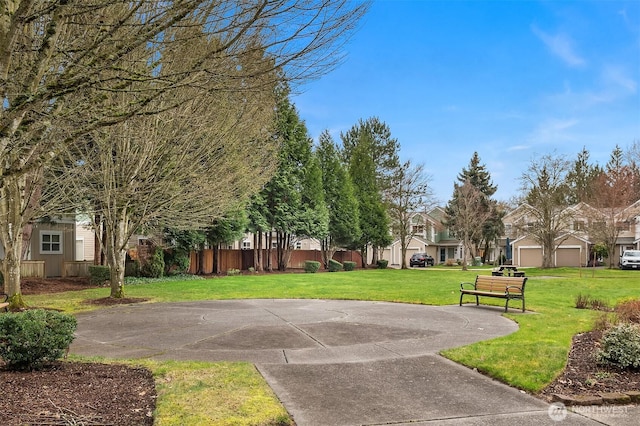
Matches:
[[1, 277, 637, 424]]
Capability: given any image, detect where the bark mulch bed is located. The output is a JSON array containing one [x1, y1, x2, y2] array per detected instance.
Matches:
[[538, 330, 640, 402], [2, 277, 155, 425]]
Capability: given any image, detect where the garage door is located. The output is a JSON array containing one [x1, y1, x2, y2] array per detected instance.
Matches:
[[519, 248, 542, 267], [556, 248, 581, 267]]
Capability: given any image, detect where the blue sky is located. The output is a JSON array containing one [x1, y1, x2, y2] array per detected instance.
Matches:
[[292, 0, 640, 204]]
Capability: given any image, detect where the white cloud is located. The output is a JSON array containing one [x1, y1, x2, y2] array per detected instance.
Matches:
[[542, 64, 638, 111], [602, 65, 637, 94], [506, 144, 530, 152], [531, 25, 586, 68], [528, 118, 579, 145]]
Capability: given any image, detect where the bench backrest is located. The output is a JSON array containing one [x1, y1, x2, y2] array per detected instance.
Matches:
[[475, 275, 526, 294]]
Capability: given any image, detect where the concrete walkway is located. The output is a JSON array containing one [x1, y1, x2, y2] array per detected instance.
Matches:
[[71, 300, 636, 425]]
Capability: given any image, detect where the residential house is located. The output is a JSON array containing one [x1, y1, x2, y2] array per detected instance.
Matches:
[[382, 207, 468, 267], [498, 201, 640, 267], [0, 216, 96, 278]]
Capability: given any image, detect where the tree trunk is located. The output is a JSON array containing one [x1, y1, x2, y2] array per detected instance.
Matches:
[[254, 232, 264, 272], [104, 215, 129, 298], [359, 246, 367, 268], [213, 244, 220, 274], [461, 240, 469, 271], [400, 235, 408, 269], [0, 175, 28, 307], [197, 244, 205, 274], [266, 232, 273, 272], [541, 235, 555, 268]]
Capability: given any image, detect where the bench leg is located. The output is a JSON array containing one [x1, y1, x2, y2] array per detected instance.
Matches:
[[522, 298, 525, 313], [505, 298, 509, 312], [475, 295, 479, 306]]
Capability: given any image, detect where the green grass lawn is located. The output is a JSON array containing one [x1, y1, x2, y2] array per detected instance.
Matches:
[[28, 267, 640, 424]]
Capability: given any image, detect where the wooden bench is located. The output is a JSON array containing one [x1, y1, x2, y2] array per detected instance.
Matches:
[[0, 293, 8, 312], [460, 275, 527, 312]]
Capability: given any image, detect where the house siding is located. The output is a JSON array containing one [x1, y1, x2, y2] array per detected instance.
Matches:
[[30, 222, 75, 277]]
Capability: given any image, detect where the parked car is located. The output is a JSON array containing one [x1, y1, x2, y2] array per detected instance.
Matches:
[[410, 253, 434, 267], [619, 250, 640, 270]]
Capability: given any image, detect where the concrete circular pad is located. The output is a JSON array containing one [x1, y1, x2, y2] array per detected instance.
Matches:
[[71, 299, 517, 363], [70, 300, 612, 425]]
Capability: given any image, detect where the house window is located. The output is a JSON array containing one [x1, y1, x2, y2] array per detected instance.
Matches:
[[242, 240, 251, 249], [505, 224, 512, 235], [41, 231, 63, 254], [295, 241, 302, 250], [412, 225, 424, 234], [573, 221, 585, 231], [616, 221, 630, 231]]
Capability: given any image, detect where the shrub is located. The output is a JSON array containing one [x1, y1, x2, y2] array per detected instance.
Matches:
[[589, 298, 610, 312], [226, 268, 241, 276], [616, 299, 640, 325], [164, 250, 191, 274], [304, 261, 320, 273], [88, 265, 110, 285], [376, 259, 388, 269], [444, 259, 456, 267], [575, 293, 591, 309], [574, 294, 610, 311], [125, 259, 141, 277], [328, 259, 343, 272], [596, 323, 640, 369], [0, 310, 77, 370], [343, 261, 356, 271], [142, 247, 165, 278], [593, 312, 617, 331]]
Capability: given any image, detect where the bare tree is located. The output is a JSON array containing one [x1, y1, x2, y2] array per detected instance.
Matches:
[[518, 153, 574, 268], [385, 161, 434, 269], [54, 82, 276, 297], [445, 180, 492, 270], [0, 1, 368, 304], [587, 146, 640, 268]]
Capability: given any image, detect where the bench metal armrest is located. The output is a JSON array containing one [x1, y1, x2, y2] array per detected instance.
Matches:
[[505, 285, 523, 293], [460, 282, 476, 290]]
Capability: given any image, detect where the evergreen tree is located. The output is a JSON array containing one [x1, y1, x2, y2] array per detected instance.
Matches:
[[457, 152, 497, 196], [445, 152, 502, 264], [206, 211, 249, 274], [341, 117, 401, 192], [316, 131, 360, 268], [246, 193, 270, 272], [566, 147, 601, 204], [347, 134, 391, 266], [260, 90, 329, 270]]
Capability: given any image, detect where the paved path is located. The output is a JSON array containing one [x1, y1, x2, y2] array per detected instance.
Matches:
[[71, 300, 636, 425]]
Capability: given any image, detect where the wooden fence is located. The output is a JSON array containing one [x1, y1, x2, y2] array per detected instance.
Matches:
[[21, 260, 45, 278], [62, 261, 93, 277], [189, 249, 363, 274]]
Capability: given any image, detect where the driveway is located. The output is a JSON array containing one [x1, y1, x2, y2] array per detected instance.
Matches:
[[71, 300, 630, 425]]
